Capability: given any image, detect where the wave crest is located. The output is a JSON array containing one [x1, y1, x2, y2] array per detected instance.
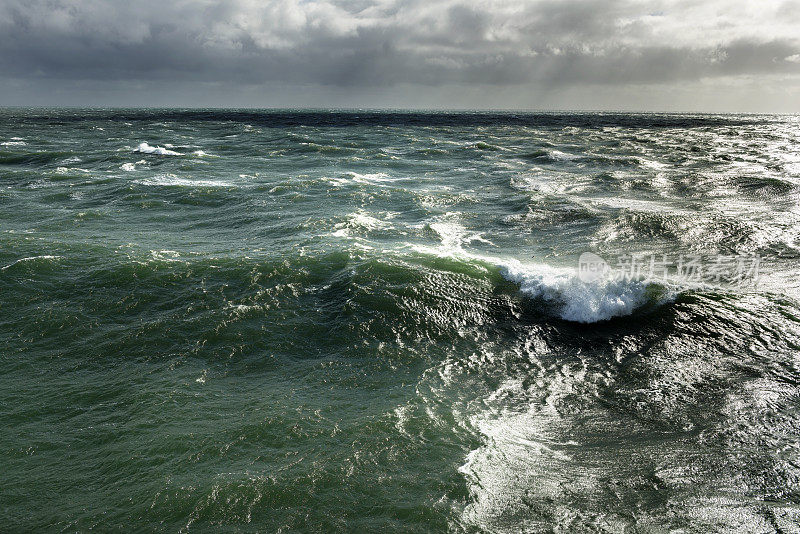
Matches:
[[134, 142, 182, 156], [499, 259, 669, 323]]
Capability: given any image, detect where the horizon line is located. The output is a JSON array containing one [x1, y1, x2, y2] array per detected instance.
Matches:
[[0, 105, 797, 116]]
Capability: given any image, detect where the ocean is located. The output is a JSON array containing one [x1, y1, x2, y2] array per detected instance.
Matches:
[[1, 109, 799, 532]]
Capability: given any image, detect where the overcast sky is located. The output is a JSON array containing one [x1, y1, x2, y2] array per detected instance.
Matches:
[[1, 0, 799, 111]]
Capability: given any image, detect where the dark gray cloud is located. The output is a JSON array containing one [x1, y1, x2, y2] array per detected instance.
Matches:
[[0, 0, 798, 109]]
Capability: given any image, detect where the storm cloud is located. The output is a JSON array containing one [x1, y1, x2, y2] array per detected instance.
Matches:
[[1, 0, 799, 109]]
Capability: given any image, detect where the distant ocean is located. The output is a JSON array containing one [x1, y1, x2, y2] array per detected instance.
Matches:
[[2, 109, 799, 532]]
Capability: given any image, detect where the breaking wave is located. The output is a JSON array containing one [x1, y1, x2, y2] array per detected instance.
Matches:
[[134, 142, 182, 156], [499, 259, 671, 323]]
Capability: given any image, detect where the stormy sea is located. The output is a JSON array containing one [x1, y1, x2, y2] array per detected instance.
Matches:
[[2, 109, 799, 532]]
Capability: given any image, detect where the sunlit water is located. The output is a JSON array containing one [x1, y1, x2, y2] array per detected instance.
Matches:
[[2, 109, 800, 532]]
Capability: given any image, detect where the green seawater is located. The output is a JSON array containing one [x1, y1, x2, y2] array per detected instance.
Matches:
[[2, 109, 800, 532]]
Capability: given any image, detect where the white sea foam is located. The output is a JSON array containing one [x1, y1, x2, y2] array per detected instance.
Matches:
[[424, 214, 495, 251], [346, 171, 391, 183], [120, 163, 136, 172], [550, 150, 579, 161], [1, 140, 27, 146], [510, 170, 573, 195], [345, 171, 411, 185], [324, 176, 352, 187], [134, 142, 182, 156], [499, 259, 664, 323], [415, 214, 666, 323], [429, 221, 492, 249], [349, 212, 390, 230], [332, 210, 393, 237], [638, 157, 668, 171], [54, 166, 91, 174], [135, 174, 232, 187], [150, 249, 183, 262]]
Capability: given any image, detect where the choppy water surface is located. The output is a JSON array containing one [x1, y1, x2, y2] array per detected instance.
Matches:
[[2, 109, 800, 532]]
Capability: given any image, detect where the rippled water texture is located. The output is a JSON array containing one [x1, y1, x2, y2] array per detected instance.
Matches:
[[2, 110, 800, 532]]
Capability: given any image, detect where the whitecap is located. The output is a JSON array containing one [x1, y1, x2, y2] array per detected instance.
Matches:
[[348, 212, 391, 230], [134, 142, 182, 156], [638, 157, 669, 170], [410, 228, 668, 323], [135, 174, 232, 188], [426, 214, 495, 251], [499, 258, 669, 323], [345, 171, 411, 185], [550, 150, 579, 161], [332, 210, 393, 237], [347, 171, 391, 183], [323, 177, 352, 187], [54, 166, 91, 174]]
